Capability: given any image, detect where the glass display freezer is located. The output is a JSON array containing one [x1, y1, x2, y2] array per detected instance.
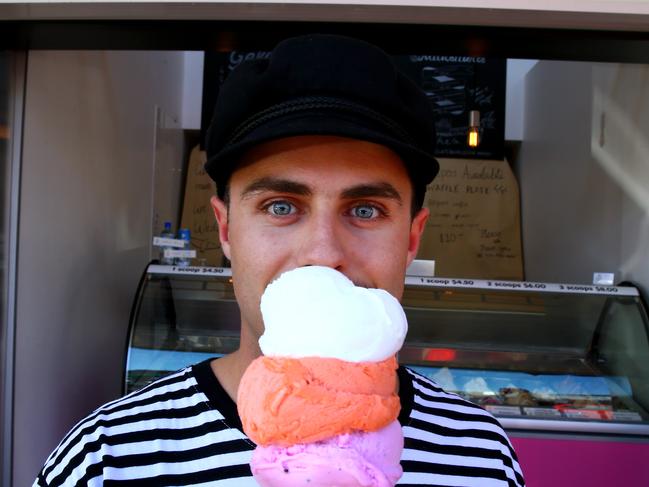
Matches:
[[125, 264, 649, 439]]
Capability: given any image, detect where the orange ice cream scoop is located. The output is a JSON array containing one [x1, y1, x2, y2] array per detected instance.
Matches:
[[237, 355, 400, 446]]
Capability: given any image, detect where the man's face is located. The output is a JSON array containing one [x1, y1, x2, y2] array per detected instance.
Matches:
[[211, 135, 429, 343]]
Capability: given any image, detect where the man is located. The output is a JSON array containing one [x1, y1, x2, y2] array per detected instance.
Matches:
[[35, 34, 525, 486]]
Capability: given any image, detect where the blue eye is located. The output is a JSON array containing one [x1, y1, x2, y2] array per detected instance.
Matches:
[[353, 205, 378, 219], [268, 201, 294, 216]]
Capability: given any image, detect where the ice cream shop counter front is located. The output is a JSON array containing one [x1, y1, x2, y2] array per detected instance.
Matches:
[[125, 264, 649, 486]]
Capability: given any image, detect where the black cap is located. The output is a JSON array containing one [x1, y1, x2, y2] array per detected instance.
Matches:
[[204, 34, 439, 200]]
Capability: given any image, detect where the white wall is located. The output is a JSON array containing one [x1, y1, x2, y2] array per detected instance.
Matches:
[[181, 51, 204, 130], [591, 63, 649, 290], [505, 59, 537, 141], [14, 50, 184, 486], [518, 59, 649, 292]]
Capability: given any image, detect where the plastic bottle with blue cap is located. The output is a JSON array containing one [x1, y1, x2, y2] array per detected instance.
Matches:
[[176, 228, 192, 267], [159, 221, 175, 265]]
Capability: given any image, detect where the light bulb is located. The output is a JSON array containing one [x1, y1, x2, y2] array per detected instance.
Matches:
[[468, 128, 479, 148], [467, 110, 480, 148]]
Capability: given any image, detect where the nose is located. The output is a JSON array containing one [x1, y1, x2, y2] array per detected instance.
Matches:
[[296, 211, 345, 270]]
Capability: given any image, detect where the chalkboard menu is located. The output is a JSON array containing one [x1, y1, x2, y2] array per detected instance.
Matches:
[[201, 51, 506, 160], [393, 55, 505, 160]]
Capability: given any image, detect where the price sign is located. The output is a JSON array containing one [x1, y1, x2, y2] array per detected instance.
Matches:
[[418, 158, 523, 280]]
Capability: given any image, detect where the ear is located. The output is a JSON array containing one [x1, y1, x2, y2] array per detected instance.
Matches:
[[210, 195, 232, 260], [406, 207, 429, 266]]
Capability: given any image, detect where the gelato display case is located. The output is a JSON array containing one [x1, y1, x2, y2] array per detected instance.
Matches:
[[125, 264, 649, 438], [400, 276, 649, 436]]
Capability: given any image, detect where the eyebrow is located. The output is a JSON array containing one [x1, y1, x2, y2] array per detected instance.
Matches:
[[239, 177, 402, 206], [341, 183, 403, 206], [240, 177, 312, 200]]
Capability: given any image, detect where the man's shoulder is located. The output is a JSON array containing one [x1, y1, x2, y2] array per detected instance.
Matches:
[[84, 364, 206, 430], [59, 365, 203, 444], [35, 365, 241, 486], [41, 365, 198, 449], [402, 365, 498, 417], [401, 365, 513, 439], [399, 366, 526, 487]]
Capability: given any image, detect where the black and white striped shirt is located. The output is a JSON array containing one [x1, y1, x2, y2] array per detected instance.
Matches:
[[35, 359, 525, 486]]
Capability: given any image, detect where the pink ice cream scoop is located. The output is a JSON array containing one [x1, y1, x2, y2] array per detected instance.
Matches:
[[251, 420, 403, 487]]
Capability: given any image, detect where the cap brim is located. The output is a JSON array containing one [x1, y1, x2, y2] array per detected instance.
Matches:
[[205, 111, 439, 191]]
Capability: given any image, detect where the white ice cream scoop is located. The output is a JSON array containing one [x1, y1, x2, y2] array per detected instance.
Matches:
[[259, 266, 407, 362]]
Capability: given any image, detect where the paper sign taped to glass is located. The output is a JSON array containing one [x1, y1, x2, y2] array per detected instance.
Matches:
[[180, 145, 226, 266], [418, 158, 524, 280]]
